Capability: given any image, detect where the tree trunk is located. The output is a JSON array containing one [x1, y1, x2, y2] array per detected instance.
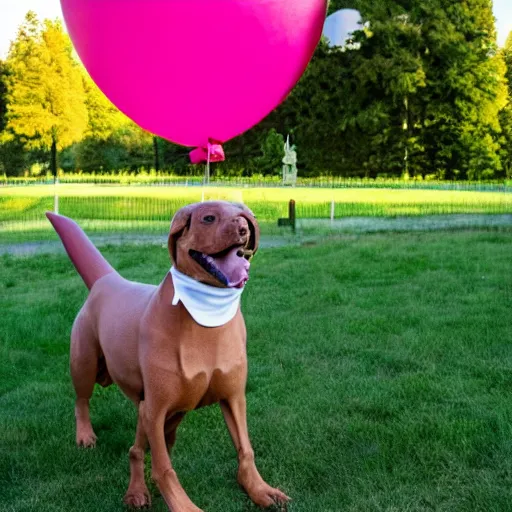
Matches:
[[153, 136, 160, 172], [51, 136, 58, 182]]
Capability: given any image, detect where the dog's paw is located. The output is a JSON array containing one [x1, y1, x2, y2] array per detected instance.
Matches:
[[76, 429, 97, 448], [249, 484, 290, 510], [123, 488, 151, 508]]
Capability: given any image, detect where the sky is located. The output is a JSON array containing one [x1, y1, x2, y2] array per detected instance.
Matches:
[[0, 0, 511, 59]]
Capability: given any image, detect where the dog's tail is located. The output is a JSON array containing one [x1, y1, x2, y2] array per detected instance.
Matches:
[[46, 212, 117, 290]]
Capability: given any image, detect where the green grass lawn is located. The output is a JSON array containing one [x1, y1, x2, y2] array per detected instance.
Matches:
[[1, 231, 512, 511]]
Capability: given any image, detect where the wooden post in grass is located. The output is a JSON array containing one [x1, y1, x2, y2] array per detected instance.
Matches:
[[278, 199, 296, 232], [289, 199, 296, 232], [54, 177, 59, 214], [330, 199, 335, 225]]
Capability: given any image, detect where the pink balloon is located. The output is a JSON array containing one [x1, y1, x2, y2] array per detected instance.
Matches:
[[60, 0, 327, 149]]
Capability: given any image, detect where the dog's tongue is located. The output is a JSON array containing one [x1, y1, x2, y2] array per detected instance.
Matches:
[[213, 246, 250, 288]]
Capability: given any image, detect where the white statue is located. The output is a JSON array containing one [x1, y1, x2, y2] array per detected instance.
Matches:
[[282, 135, 297, 185]]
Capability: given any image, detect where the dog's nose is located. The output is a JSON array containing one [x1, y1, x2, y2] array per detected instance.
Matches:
[[233, 217, 249, 238]]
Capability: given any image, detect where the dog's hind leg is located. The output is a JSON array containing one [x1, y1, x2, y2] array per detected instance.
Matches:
[[70, 311, 100, 448], [124, 402, 151, 508]]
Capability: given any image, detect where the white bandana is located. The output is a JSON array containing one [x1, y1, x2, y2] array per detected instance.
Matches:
[[170, 267, 244, 328]]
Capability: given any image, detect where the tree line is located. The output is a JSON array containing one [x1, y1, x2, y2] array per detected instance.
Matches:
[[1, 1, 512, 181]]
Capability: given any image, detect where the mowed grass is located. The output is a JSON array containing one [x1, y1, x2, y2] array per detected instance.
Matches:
[[1, 184, 512, 207], [1, 230, 512, 511]]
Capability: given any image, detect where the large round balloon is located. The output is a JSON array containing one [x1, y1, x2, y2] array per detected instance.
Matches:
[[61, 0, 327, 149]]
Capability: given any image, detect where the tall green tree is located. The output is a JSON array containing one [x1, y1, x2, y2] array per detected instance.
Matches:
[[274, 0, 507, 179], [499, 32, 512, 178], [414, 0, 507, 179], [503, 32, 512, 91], [0, 59, 7, 133], [0, 59, 27, 176], [72, 122, 153, 173], [3, 12, 87, 178], [253, 2, 426, 178], [79, 72, 165, 174], [82, 73, 128, 141]]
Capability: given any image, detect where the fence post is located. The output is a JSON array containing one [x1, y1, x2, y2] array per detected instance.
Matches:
[[330, 199, 335, 225], [54, 177, 59, 214], [289, 199, 296, 233]]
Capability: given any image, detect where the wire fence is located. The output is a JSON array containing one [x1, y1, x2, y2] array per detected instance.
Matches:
[[2, 174, 512, 191], [1, 181, 512, 240]]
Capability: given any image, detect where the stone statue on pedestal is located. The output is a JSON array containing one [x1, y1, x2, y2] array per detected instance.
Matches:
[[282, 135, 297, 186]]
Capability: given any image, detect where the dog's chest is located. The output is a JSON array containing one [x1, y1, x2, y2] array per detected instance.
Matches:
[[168, 326, 247, 410], [195, 364, 246, 408], [176, 330, 247, 409]]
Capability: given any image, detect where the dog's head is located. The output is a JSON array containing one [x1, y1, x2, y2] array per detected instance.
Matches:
[[169, 201, 260, 288]]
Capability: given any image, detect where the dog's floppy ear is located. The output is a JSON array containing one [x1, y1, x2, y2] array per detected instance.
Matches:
[[233, 203, 260, 255], [168, 204, 196, 264]]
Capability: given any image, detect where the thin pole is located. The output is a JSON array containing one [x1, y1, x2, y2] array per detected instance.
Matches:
[[204, 145, 211, 185], [54, 175, 59, 214]]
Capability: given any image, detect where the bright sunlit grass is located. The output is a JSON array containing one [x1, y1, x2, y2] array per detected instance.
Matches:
[[1, 183, 511, 207]]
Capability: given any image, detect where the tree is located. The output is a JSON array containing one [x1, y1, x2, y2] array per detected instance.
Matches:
[[338, 9, 426, 177], [82, 73, 128, 141], [499, 32, 512, 178], [407, 0, 507, 179], [0, 59, 7, 133], [255, 129, 284, 175], [252, 2, 426, 178], [3, 12, 87, 178], [503, 32, 512, 88], [0, 59, 28, 176], [290, 0, 507, 179], [72, 122, 153, 173]]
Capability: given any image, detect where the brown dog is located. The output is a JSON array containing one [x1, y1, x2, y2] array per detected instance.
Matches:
[[46, 201, 289, 511]]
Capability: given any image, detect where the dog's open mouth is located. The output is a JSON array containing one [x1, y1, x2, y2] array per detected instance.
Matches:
[[189, 245, 251, 288]]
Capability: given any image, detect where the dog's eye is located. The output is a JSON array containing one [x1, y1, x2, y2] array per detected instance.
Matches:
[[203, 215, 216, 223]]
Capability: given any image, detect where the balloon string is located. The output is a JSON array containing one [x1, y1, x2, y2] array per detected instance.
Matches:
[[205, 143, 211, 185]]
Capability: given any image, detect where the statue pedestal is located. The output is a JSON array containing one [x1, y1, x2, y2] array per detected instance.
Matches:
[[282, 165, 297, 186]]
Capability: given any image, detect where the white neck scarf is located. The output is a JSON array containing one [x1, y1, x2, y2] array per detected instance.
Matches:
[[170, 267, 244, 328]]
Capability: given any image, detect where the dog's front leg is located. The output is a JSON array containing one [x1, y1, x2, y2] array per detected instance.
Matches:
[[141, 400, 203, 512], [220, 396, 290, 508]]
